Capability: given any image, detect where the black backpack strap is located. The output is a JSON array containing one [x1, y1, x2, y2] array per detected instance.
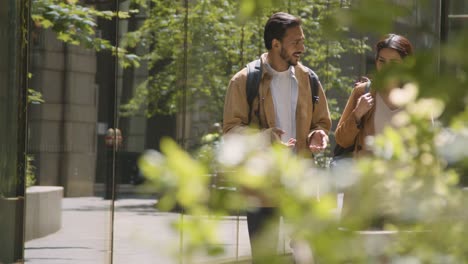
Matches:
[[306, 68, 320, 112], [246, 59, 262, 124]]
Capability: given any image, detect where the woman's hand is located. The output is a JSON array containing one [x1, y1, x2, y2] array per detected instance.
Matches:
[[354, 93, 374, 120]]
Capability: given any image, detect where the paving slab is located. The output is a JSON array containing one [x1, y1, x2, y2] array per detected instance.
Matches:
[[24, 197, 257, 264]]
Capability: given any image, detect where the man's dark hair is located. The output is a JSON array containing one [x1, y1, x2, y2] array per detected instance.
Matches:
[[264, 12, 302, 50]]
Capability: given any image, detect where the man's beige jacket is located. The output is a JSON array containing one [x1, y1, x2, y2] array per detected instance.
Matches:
[[223, 54, 331, 156]]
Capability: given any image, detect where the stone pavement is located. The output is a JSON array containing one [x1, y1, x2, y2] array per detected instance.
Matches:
[[23, 196, 295, 264]]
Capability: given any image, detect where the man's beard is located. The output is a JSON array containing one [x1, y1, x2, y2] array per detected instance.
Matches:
[[280, 47, 298, 66]]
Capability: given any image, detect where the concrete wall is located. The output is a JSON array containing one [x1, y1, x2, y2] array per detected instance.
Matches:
[[25, 186, 63, 241], [29, 29, 98, 197]]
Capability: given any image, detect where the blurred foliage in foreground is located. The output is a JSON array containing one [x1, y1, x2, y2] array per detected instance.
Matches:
[[137, 0, 468, 263], [139, 97, 468, 263]]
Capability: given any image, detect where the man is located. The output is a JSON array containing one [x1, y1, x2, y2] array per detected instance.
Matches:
[[222, 12, 331, 262]]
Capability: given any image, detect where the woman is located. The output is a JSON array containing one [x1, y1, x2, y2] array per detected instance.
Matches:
[[334, 34, 414, 158]]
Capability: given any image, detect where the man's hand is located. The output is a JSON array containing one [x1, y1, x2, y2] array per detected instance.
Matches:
[[308, 130, 328, 153], [270, 127, 285, 142], [283, 138, 297, 148], [268, 128, 296, 148]]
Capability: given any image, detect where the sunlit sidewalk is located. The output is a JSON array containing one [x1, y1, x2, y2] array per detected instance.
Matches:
[[23, 196, 293, 264]]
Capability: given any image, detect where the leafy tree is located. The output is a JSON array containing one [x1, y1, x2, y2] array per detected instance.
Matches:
[[119, 0, 369, 122], [31, 0, 139, 67], [30, 0, 369, 156]]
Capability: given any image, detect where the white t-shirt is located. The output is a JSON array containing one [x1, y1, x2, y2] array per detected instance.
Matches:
[[264, 63, 298, 143], [374, 92, 402, 135]]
